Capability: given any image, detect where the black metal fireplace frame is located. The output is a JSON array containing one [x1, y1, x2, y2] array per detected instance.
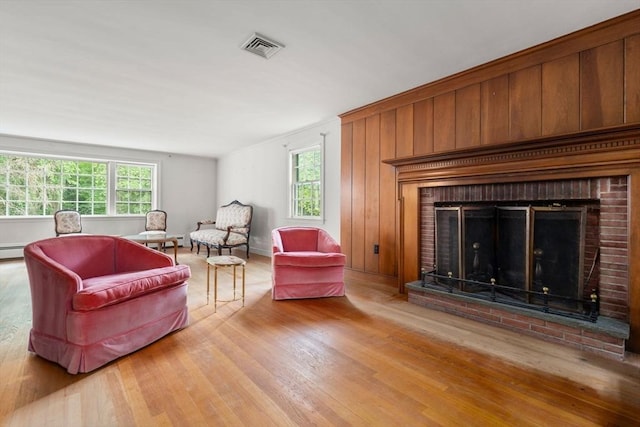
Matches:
[[420, 269, 599, 322]]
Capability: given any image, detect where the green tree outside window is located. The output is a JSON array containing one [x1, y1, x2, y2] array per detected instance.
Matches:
[[0, 153, 155, 216], [290, 145, 322, 218]]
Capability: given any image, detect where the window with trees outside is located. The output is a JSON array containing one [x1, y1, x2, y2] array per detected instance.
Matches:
[[290, 144, 323, 219], [0, 153, 156, 217]]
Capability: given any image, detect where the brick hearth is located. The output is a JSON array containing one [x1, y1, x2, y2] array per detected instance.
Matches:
[[406, 285, 629, 359]]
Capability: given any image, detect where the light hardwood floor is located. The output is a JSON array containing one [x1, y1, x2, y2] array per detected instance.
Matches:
[[1, 248, 639, 426]]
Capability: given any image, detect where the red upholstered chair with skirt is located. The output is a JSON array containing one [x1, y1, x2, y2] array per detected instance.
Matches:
[[23, 235, 191, 374], [271, 226, 346, 300]]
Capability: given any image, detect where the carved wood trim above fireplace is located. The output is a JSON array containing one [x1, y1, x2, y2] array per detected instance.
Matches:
[[385, 124, 640, 186], [385, 123, 640, 354]]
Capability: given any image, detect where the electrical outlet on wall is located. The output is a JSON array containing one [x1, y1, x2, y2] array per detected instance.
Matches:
[[373, 244, 379, 254]]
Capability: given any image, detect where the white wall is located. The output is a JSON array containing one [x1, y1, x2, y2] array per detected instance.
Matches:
[[0, 134, 217, 258], [217, 117, 341, 256], [0, 117, 341, 259]]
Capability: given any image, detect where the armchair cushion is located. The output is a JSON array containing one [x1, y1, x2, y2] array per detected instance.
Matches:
[[273, 251, 346, 268], [74, 264, 191, 311], [190, 228, 248, 247]]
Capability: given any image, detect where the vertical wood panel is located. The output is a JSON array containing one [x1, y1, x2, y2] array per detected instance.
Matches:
[[365, 115, 380, 274], [625, 34, 640, 123], [510, 65, 542, 140], [581, 40, 624, 129], [395, 105, 414, 157], [628, 170, 640, 352], [340, 123, 353, 268], [413, 98, 434, 155], [400, 183, 420, 291], [481, 75, 509, 145], [351, 119, 366, 271], [456, 84, 481, 149], [380, 110, 397, 277], [434, 92, 456, 152], [542, 54, 580, 135]]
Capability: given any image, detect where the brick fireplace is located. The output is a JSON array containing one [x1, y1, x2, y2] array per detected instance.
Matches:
[[388, 125, 640, 359]]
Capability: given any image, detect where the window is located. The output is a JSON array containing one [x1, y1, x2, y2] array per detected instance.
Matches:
[[115, 163, 154, 214], [0, 153, 156, 217], [289, 144, 323, 219]]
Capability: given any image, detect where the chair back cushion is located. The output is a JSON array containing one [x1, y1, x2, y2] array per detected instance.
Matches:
[[215, 202, 252, 234], [27, 235, 117, 279], [55, 210, 82, 234], [277, 227, 320, 252], [25, 235, 175, 280], [145, 210, 167, 231]]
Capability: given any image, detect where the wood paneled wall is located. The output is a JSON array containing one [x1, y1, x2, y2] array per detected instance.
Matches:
[[340, 10, 640, 281]]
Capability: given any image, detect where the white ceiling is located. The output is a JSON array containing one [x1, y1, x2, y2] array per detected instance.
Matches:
[[1, 1, 638, 158]]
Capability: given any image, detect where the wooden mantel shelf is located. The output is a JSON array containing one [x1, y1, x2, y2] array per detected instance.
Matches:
[[384, 124, 640, 186]]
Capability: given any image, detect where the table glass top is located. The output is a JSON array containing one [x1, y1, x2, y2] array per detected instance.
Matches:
[[122, 233, 182, 242]]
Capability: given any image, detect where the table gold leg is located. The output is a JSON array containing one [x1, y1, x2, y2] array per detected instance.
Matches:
[[206, 263, 210, 304], [242, 264, 245, 307], [233, 265, 237, 299], [214, 265, 218, 313]]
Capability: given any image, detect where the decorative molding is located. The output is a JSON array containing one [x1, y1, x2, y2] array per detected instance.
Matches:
[[385, 124, 640, 185]]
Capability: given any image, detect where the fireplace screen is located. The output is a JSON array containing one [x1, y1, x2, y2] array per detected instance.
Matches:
[[435, 204, 586, 310]]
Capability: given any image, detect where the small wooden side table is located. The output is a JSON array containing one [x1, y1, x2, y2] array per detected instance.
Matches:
[[206, 255, 246, 312]]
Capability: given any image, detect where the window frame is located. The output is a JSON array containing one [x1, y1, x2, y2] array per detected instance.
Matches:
[[113, 162, 158, 215], [0, 151, 158, 217], [288, 141, 324, 221]]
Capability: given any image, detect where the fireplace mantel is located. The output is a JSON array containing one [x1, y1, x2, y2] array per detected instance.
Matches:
[[387, 123, 640, 352], [385, 124, 640, 186]]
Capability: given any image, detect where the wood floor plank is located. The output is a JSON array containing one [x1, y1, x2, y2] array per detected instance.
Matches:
[[1, 249, 639, 426]]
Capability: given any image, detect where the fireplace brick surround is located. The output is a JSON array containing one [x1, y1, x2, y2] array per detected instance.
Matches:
[[420, 177, 628, 319], [408, 176, 629, 359], [389, 125, 640, 360]]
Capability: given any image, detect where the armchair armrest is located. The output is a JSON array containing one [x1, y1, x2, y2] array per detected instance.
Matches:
[[195, 220, 216, 231], [24, 245, 83, 338], [272, 229, 284, 254], [227, 224, 249, 235], [318, 231, 342, 253]]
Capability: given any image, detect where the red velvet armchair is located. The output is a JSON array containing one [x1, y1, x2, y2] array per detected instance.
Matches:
[[23, 235, 191, 374], [271, 227, 346, 300]]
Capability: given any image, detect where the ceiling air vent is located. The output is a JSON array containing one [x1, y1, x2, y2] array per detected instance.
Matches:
[[241, 33, 284, 59]]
